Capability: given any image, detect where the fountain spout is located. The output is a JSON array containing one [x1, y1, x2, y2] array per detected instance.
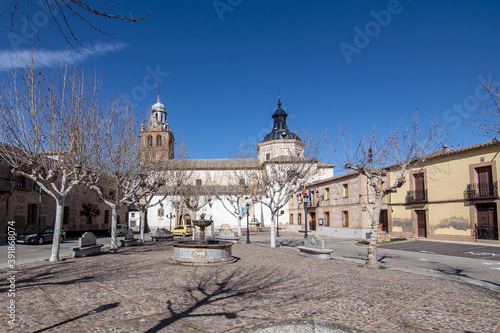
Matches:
[[192, 213, 213, 243]]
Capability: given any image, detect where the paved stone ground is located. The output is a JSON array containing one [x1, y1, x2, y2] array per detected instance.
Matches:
[[1, 238, 500, 332]]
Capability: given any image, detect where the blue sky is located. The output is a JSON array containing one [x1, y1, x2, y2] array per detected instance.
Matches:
[[1, 0, 499, 160]]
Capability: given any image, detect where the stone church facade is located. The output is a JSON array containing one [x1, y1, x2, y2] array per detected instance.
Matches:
[[141, 97, 333, 233]]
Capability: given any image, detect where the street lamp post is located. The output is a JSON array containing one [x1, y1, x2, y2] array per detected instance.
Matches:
[[303, 194, 309, 238], [167, 212, 175, 231], [246, 203, 250, 243]]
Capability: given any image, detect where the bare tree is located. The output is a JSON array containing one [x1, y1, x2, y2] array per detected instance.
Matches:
[[85, 107, 141, 251], [253, 128, 325, 247], [217, 145, 260, 236], [175, 137, 192, 160], [131, 161, 192, 243], [254, 155, 320, 247], [336, 116, 445, 268], [465, 76, 500, 139], [172, 177, 213, 240], [215, 172, 255, 237], [0, 56, 106, 261], [7, 1, 149, 51]]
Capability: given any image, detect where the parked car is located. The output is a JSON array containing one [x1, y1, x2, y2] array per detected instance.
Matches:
[[171, 225, 193, 237], [16, 226, 66, 245], [107, 224, 128, 237]]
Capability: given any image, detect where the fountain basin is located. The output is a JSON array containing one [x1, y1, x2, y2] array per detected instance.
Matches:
[[172, 240, 236, 265]]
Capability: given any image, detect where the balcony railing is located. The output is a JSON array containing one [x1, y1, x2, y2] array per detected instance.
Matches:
[[464, 182, 498, 200], [405, 190, 428, 204]]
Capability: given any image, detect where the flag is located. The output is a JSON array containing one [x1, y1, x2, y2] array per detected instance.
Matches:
[[252, 180, 256, 196], [302, 186, 306, 196], [308, 185, 312, 201]]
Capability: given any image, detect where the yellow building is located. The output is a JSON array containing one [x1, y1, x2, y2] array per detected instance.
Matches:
[[389, 141, 499, 243]]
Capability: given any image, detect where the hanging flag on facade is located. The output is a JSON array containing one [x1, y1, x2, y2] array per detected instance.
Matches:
[[252, 179, 256, 196], [302, 186, 306, 196], [308, 185, 312, 202]]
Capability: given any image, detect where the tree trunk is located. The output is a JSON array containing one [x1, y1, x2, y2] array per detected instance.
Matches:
[[270, 212, 276, 248], [365, 195, 383, 269], [110, 205, 118, 251], [260, 203, 265, 228], [192, 210, 197, 240], [49, 197, 65, 262], [139, 208, 147, 244], [237, 216, 242, 237]]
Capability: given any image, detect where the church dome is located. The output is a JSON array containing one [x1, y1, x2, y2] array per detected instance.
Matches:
[[262, 129, 302, 142], [261, 97, 302, 143], [151, 95, 165, 112]]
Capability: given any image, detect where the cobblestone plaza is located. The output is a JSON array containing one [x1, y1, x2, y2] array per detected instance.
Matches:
[[1, 236, 499, 332]]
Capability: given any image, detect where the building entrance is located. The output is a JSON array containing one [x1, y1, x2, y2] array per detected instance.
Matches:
[[416, 210, 427, 238], [476, 203, 498, 240], [310, 213, 316, 231]]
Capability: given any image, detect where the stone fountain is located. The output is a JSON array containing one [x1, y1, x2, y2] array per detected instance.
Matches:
[[172, 214, 236, 265]]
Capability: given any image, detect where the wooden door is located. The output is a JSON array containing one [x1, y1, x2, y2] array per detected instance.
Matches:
[[310, 213, 316, 231], [414, 173, 425, 201], [477, 166, 493, 197], [416, 210, 427, 237], [476, 203, 498, 240]]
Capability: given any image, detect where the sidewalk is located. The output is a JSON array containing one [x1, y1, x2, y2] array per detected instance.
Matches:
[[1, 237, 499, 332]]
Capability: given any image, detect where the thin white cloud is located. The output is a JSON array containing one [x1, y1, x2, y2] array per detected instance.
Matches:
[[0, 42, 128, 71]]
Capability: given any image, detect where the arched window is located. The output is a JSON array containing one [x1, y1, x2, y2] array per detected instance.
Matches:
[[147, 135, 152, 147], [156, 135, 162, 147]]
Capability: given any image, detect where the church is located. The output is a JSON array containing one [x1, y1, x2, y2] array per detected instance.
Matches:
[[139, 96, 334, 234]]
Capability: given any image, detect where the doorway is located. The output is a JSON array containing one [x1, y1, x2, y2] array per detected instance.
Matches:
[[379, 209, 388, 232], [27, 204, 38, 225], [477, 166, 493, 197], [416, 210, 427, 238], [310, 213, 316, 231], [476, 203, 498, 240]]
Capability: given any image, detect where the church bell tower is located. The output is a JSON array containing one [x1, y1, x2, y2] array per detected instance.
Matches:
[[140, 95, 175, 162]]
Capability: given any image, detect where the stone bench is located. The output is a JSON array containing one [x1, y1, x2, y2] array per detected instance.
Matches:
[[120, 229, 138, 247], [214, 229, 240, 243], [297, 235, 333, 260], [72, 232, 103, 258], [151, 228, 174, 242]]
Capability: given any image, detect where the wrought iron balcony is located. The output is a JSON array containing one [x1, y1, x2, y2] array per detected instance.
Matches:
[[405, 190, 428, 204], [464, 182, 498, 200]]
